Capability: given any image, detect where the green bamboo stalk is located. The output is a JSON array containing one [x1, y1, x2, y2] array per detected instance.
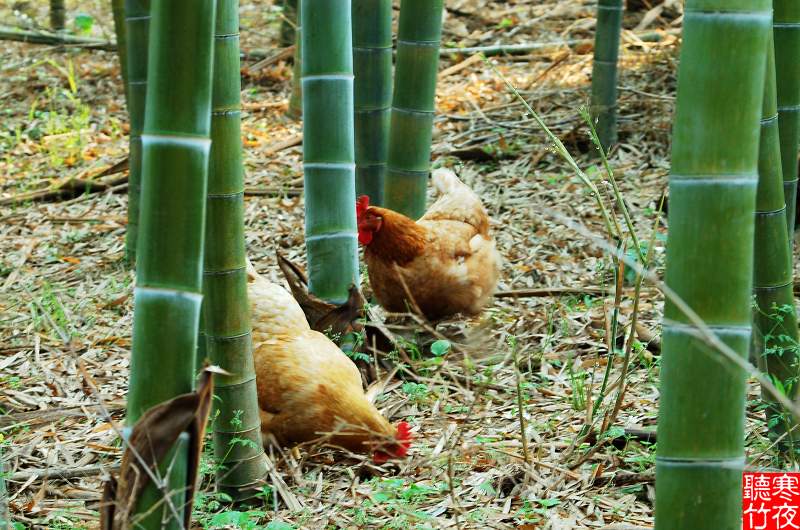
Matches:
[[280, 0, 298, 47], [127, 0, 216, 526], [0, 446, 8, 530], [589, 0, 623, 152], [129, 431, 190, 530], [50, 0, 65, 31], [352, 0, 392, 205], [774, 0, 800, 236], [111, 0, 129, 106], [300, 0, 359, 304], [204, 0, 268, 498], [654, 0, 770, 527], [753, 29, 800, 454], [124, 0, 151, 264], [384, 0, 444, 219], [197, 293, 207, 372], [286, 4, 302, 120]]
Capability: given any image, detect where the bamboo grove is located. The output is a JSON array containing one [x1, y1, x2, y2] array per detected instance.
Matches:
[[89, 0, 800, 527]]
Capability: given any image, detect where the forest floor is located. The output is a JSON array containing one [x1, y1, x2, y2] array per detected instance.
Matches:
[[0, 0, 788, 529]]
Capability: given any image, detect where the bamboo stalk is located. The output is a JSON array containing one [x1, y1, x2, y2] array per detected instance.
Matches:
[[50, 0, 65, 32], [0, 446, 8, 530], [127, 0, 216, 526], [774, 0, 800, 236], [589, 0, 624, 151], [124, 0, 151, 264], [300, 0, 359, 304], [352, 0, 392, 205], [753, 29, 800, 454], [280, 0, 298, 47], [204, 0, 268, 498], [287, 3, 302, 120], [384, 0, 444, 219], [654, 0, 770, 527], [197, 283, 207, 373], [129, 432, 190, 530], [110, 0, 129, 108]]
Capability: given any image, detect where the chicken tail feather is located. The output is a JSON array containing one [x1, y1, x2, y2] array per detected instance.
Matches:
[[430, 167, 461, 195]]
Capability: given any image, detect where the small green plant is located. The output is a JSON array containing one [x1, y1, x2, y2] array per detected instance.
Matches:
[[600, 425, 626, 442], [0, 376, 22, 390], [363, 477, 446, 523], [342, 329, 371, 363], [31, 282, 73, 339], [542, 303, 557, 351], [566, 356, 587, 411], [225, 410, 259, 453], [61, 228, 91, 244], [205, 509, 268, 529], [515, 498, 561, 524], [322, 326, 341, 343], [73, 13, 94, 34], [429, 339, 450, 357], [621, 442, 657, 472], [395, 336, 423, 361], [402, 382, 430, 404]]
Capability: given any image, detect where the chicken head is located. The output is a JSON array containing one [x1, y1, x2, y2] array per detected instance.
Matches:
[[356, 195, 383, 245], [372, 421, 413, 464]]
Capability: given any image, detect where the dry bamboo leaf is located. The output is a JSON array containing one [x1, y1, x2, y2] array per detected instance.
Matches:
[[100, 368, 214, 530]]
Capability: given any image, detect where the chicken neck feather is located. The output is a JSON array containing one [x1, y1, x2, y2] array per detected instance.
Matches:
[[364, 207, 427, 266]]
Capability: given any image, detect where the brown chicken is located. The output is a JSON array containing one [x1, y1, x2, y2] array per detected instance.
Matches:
[[357, 168, 501, 320], [276, 251, 397, 383], [246, 262, 411, 462]]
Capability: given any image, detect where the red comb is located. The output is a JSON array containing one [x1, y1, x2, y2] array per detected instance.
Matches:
[[395, 421, 412, 458], [396, 421, 412, 438], [356, 195, 370, 218], [397, 421, 412, 443], [373, 422, 413, 463]]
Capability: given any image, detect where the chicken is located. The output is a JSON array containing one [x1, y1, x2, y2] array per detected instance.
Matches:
[[246, 261, 411, 462], [276, 251, 397, 383], [357, 168, 501, 320]]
